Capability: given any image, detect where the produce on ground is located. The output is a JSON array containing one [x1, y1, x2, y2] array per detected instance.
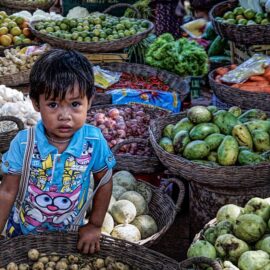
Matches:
[[0, 85, 40, 128], [145, 33, 209, 77], [214, 64, 270, 94], [33, 13, 151, 43], [87, 104, 168, 156], [158, 105, 270, 166], [0, 248, 138, 270], [0, 44, 50, 76], [0, 11, 34, 47], [216, 3, 270, 26], [99, 170, 158, 243], [187, 197, 270, 270], [95, 72, 170, 93]]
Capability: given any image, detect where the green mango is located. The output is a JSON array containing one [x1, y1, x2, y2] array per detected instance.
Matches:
[[213, 111, 240, 135], [238, 109, 268, 123], [173, 130, 190, 154], [204, 133, 226, 151], [189, 123, 220, 140], [252, 130, 270, 152], [187, 240, 216, 260], [238, 250, 270, 270], [158, 137, 174, 154], [207, 151, 218, 162], [238, 150, 266, 165], [172, 117, 194, 138], [232, 124, 253, 149], [217, 136, 239, 166], [187, 106, 212, 124], [229, 106, 242, 118], [162, 124, 174, 139], [245, 120, 270, 133], [183, 140, 210, 160]]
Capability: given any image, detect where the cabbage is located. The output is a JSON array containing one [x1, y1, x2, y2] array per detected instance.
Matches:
[[67, 6, 90, 19], [131, 215, 158, 239], [187, 240, 216, 260], [101, 213, 114, 234], [112, 185, 127, 200], [216, 204, 243, 223], [238, 250, 270, 270], [135, 182, 152, 203], [244, 197, 270, 221], [113, 171, 136, 190], [111, 224, 141, 242], [111, 200, 136, 224]]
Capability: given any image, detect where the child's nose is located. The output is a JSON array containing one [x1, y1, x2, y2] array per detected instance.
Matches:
[[58, 108, 71, 120]]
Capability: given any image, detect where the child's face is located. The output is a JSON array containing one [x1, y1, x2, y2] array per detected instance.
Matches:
[[32, 85, 91, 141]]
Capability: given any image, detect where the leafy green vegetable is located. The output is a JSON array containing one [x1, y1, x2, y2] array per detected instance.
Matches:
[[146, 33, 209, 76]]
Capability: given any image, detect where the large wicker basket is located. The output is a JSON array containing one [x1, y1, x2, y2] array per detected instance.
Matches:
[[0, 232, 222, 270], [87, 104, 170, 174], [0, 116, 24, 153], [130, 178, 185, 246], [209, 67, 270, 111], [0, 0, 54, 12], [210, 0, 270, 45], [29, 4, 154, 53], [93, 62, 190, 106], [149, 113, 270, 189]]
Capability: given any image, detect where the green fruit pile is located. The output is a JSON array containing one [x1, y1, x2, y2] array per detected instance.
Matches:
[[188, 197, 270, 270], [216, 6, 270, 26], [158, 105, 270, 166], [34, 12, 150, 42]]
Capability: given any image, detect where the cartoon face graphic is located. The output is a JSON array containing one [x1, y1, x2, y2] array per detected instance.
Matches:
[[28, 184, 81, 216], [76, 143, 93, 165]]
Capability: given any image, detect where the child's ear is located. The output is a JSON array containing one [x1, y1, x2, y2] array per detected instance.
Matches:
[[31, 98, 40, 112]]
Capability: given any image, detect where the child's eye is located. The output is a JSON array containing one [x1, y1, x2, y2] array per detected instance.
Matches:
[[48, 102, 57, 108], [72, 102, 81, 108]]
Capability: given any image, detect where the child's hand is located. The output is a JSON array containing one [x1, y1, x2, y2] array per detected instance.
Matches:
[[77, 223, 101, 254]]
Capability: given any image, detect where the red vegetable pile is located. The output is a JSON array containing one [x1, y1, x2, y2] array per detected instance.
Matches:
[[96, 72, 170, 93], [87, 105, 168, 156]]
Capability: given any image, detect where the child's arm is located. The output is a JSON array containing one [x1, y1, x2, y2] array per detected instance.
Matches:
[[77, 169, 112, 254], [0, 174, 20, 234]]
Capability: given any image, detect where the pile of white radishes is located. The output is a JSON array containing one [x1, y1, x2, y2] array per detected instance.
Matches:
[[87, 105, 167, 156]]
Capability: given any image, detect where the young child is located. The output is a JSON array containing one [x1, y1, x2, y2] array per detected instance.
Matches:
[[0, 49, 116, 254]]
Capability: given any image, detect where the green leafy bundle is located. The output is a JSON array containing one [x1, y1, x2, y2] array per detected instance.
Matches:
[[146, 33, 209, 77]]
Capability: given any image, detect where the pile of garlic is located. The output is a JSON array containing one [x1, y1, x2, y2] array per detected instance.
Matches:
[[0, 85, 40, 131]]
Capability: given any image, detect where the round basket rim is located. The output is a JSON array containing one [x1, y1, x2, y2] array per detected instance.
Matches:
[[208, 67, 270, 99], [29, 19, 155, 53]]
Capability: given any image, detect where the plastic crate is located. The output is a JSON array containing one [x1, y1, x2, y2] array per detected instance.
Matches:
[[230, 41, 270, 64]]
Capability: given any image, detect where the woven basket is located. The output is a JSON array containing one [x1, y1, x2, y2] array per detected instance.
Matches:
[[0, 116, 24, 153], [0, 232, 222, 270], [87, 104, 170, 174], [209, 67, 270, 111], [93, 62, 190, 106], [0, 69, 30, 87], [210, 0, 270, 45], [0, 0, 54, 11], [132, 178, 185, 246], [149, 113, 270, 189], [29, 4, 154, 53]]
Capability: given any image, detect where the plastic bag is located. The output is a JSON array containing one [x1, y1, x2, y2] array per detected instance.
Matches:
[[108, 88, 181, 113], [93, 66, 122, 89], [221, 54, 270, 84]]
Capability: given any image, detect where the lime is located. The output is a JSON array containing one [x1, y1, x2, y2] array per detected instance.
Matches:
[[100, 31, 106, 38], [13, 36, 22, 45], [223, 11, 234, 20], [116, 24, 125, 31], [0, 11, 8, 19], [107, 35, 114, 41], [95, 24, 102, 29], [81, 31, 88, 38], [7, 21, 17, 30], [261, 18, 269, 25], [0, 26, 8, 35], [77, 36, 83, 42], [105, 28, 112, 35], [70, 20, 77, 28], [225, 19, 236, 24], [22, 38, 31, 44], [129, 28, 136, 35], [94, 18, 101, 25], [56, 21, 62, 26], [238, 18, 247, 25], [93, 29, 100, 37], [60, 23, 68, 30], [92, 36, 99, 42], [10, 26, 22, 36], [46, 26, 54, 33], [233, 7, 244, 16], [243, 9, 256, 20], [124, 30, 131, 36], [54, 26, 60, 31], [247, 20, 256, 25], [99, 14, 106, 21], [113, 34, 119, 39], [72, 32, 79, 40], [15, 16, 24, 25], [40, 29, 47, 34], [118, 32, 125, 38], [77, 25, 83, 32], [83, 25, 90, 31]]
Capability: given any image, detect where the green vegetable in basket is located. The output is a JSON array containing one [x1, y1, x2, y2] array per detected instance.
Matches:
[[189, 123, 220, 140], [238, 250, 270, 270], [217, 135, 239, 166], [187, 240, 217, 260], [234, 214, 267, 243], [251, 130, 270, 152], [162, 124, 174, 139], [173, 130, 190, 154], [232, 124, 253, 149], [208, 36, 228, 57], [238, 109, 268, 123], [238, 149, 266, 165], [207, 105, 218, 114], [229, 106, 242, 118], [215, 234, 250, 264], [213, 111, 240, 135], [245, 120, 270, 133], [243, 197, 270, 222], [204, 133, 225, 151], [172, 117, 194, 138], [207, 151, 218, 162], [187, 106, 212, 124], [183, 140, 210, 160], [244, 9, 256, 20], [158, 137, 174, 154], [216, 204, 243, 223]]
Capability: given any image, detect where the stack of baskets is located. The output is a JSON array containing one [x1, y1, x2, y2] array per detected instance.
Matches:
[[209, 0, 270, 110], [0, 232, 223, 270]]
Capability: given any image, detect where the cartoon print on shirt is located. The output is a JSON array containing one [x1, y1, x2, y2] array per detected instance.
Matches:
[[61, 143, 93, 192], [24, 184, 81, 228]]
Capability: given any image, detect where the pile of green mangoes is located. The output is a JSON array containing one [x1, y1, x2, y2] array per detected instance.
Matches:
[[33, 12, 150, 42], [159, 105, 270, 166], [216, 6, 270, 25], [187, 197, 270, 270]]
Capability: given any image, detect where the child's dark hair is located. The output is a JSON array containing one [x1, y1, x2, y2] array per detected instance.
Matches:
[[29, 49, 95, 103]]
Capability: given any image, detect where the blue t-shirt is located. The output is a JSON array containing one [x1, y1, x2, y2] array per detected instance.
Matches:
[[2, 121, 116, 237]]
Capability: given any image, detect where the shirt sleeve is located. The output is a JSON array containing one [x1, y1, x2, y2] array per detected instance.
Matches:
[[92, 130, 116, 173], [2, 131, 25, 175]]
